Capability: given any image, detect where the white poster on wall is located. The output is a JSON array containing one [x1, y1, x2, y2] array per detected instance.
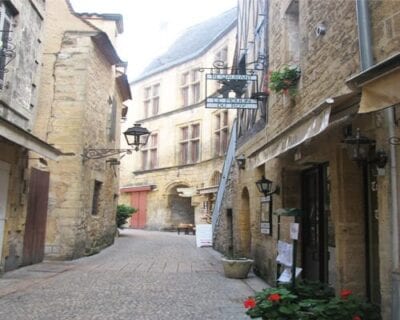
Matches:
[[196, 224, 213, 247]]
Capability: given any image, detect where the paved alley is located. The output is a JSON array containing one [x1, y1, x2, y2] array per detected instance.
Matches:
[[0, 229, 267, 320]]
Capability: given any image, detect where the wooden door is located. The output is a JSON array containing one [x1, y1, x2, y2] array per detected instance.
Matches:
[[23, 168, 50, 265], [130, 191, 147, 229], [301, 164, 330, 283]]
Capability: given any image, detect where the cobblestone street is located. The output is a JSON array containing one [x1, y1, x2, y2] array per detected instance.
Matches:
[[0, 229, 267, 320]]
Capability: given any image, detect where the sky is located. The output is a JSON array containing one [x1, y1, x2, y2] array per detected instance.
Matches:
[[68, 0, 238, 80]]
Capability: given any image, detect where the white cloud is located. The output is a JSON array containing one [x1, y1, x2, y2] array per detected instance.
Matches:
[[68, 0, 237, 80]]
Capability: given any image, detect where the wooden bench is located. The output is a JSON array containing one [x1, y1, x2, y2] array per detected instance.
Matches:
[[177, 223, 196, 235]]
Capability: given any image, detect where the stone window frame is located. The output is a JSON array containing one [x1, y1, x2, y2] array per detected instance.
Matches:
[[284, 0, 300, 64], [179, 122, 201, 165], [91, 180, 103, 216], [141, 132, 158, 170], [143, 83, 160, 118], [214, 45, 228, 74], [213, 110, 229, 157], [180, 68, 201, 107], [107, 96, 117, 142], [0, 2, 15, 89]]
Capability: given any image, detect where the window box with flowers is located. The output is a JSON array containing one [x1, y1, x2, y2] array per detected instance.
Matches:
[[269, 64, 301, 97], [243, 281, 380, 320]]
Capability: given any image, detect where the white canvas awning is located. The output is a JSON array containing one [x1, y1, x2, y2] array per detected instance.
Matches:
[[249, 107, 331, 169], [347, 52, 400, 113], [248, 92, 359, 169]]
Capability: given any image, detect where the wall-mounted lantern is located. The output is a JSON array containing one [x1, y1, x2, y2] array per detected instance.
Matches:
[[342, 127, 388, 168], [123, 123, 151, 151], [82, 123, 150, 160], [255, 175, 280, 196], [236, 154, 246, 170], [342, 128, 373, 162]]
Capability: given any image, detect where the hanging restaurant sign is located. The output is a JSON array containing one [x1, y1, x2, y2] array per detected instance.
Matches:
[[204, 71, 258, 109]]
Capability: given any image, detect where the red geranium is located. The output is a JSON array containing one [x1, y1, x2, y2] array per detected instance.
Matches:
[[267, 293, 281, 302], [243, 297, 256, 309], [340, 289, 353, 299], [353, 315, 362, 320]]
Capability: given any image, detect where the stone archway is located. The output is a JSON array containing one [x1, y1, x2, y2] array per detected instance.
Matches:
[[167, 184, 194, 228], [238, 187, 251, 257]]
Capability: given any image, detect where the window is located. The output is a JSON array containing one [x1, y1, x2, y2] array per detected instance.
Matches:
[[0, 3, 13, 88], [143, 84, 160, 117], [108, 97, 117, 141], [141, 133, 158, 170], [214, 46, 228, 74], [214, 111, 229, 156], [285, 0, 300, 63], [180, 69, 201, 107], [180, 123, 200, 164], [91, 180, 103, 215]]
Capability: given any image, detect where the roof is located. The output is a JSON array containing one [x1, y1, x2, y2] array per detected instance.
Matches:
[[132, 7, 237, 83], [116, 74, 132, 101], [76, 13, 124, 33], [91, 33, 125, 66]]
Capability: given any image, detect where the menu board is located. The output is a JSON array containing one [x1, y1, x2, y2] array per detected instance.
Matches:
[[196, 224, 213, 247]]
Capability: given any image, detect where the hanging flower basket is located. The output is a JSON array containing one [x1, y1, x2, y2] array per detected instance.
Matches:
[[269, 64, 301, 97]]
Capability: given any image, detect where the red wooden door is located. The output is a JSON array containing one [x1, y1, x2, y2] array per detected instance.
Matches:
[[130, 191, 147, 229], [22, 168, 50, 266]]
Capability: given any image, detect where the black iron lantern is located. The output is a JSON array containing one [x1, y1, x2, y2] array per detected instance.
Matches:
[[123, 123, 150, 151], [236, 154, 246, 169], [256, 175, 280, 196], [343, 128, 374, 162]]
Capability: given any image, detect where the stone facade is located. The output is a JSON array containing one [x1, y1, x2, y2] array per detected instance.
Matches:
[[214, 1, 400, 319], [0, 0, 61, 272], [33, 0, 129, 259], [120, 10, 237, 230]]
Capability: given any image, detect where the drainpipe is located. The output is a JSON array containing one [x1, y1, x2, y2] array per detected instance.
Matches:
[[356, 1, 399, 319]]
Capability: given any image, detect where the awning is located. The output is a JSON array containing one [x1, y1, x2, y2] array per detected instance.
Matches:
[[347, 52, 400, 113], [0, 118, 62, 160], [120, 185, 153, 193], [249, 107, 331, 169], [197, 186, 218, 194], [248, 92, 359, 169]]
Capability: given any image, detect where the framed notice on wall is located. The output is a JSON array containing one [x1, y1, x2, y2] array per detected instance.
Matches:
[[260, 195, 272, 235]]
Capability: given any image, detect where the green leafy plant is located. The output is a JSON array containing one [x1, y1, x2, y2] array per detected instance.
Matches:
[[116, 204, 137, 228], [244, 281, 380, 320], [269, 64, 301, 97]]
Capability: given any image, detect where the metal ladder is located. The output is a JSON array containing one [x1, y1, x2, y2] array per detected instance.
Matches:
[[212, 119, 237, 236]]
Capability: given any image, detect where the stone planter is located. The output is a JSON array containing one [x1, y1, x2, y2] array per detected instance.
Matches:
[[221, 257, 254, 279]]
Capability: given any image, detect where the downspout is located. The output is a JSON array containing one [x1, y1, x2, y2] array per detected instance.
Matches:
[[356, 1, 399, 319]]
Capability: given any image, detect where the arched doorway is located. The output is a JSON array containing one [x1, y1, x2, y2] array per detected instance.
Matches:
[[238, 187, 251, 257], [168, 184, 194, 227]]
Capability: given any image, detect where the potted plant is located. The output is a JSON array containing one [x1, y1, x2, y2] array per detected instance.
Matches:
[[221, 254, 254, 279], [269, 64, 301, 97], [243, 281, 381, 320]]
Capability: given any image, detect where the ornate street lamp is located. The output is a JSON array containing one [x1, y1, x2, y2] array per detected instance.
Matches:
[[255, 175, 280, 196], [82, 123, 150, 160], [123, 123, 150, 151]]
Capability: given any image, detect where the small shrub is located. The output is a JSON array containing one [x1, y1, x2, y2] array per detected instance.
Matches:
[[116, 204, 137, 228]]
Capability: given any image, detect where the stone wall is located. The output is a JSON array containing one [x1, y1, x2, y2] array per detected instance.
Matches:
[[34, 0, 123, 259]]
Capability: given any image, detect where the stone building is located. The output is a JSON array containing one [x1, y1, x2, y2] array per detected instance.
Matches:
[[119, 8, 237, 230], [213, 0, 400, 319], [32, 0, 130, 259], [0, 0, 62, 272]]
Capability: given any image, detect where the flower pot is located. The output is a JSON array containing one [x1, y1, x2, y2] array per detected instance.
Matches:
[[221, 257, 254, 279]]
